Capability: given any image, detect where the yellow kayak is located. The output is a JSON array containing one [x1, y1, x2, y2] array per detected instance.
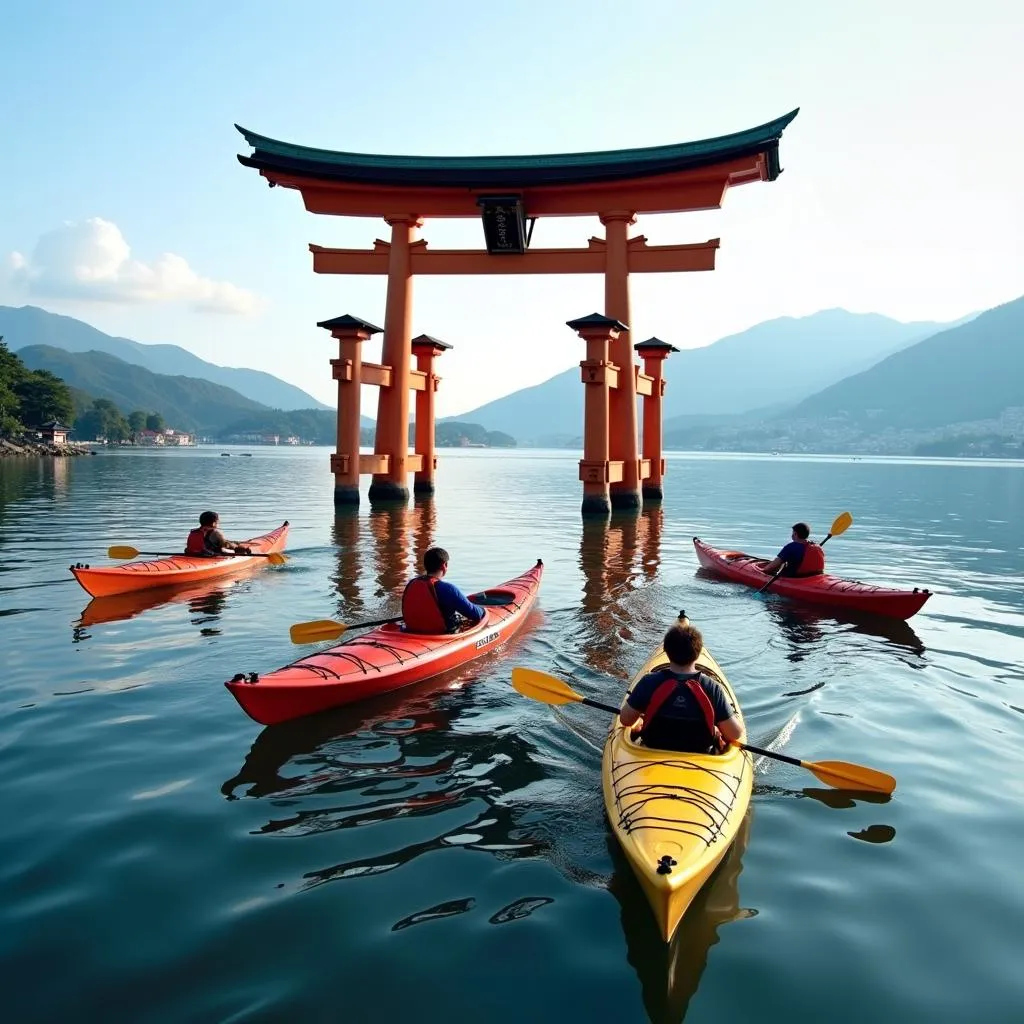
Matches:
[[602, 613, 753, 941]]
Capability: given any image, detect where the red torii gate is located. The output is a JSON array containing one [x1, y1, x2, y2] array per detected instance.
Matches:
[[236, 109, 797, 515]]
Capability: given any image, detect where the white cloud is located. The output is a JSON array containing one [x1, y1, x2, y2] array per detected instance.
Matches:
[[9, 218, 262, 315]]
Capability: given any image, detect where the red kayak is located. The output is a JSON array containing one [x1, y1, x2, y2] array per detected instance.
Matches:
[[693, 537, 931, 620], [71, 522, 289, 597], [226, 559, 544, 725]]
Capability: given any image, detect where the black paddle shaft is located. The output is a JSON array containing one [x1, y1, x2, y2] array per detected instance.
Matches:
[[583, 696, 621, 715], [740, 741, 801, 767]]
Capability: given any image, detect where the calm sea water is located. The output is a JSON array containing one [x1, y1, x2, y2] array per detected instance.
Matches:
[[1, 447, 1023, 1023]]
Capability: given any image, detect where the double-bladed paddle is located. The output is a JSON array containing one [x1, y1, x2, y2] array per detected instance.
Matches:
[[107, 545, 287, 565], [289, 616, 403, 644], [288, 592, 513, 644], [510, 666, 896, 794], [756, 511, 853, 595]]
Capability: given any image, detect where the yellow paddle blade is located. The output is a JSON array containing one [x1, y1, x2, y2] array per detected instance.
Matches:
[[264, 552, 288, 565], [804, 758, 896, 795], [289, 619, 347, 645], [108, 545, 142, 559], [829, 512, 853, 537], [511, 667, 586, 706]]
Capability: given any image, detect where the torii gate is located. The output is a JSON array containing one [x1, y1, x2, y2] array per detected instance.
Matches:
[[236, 109, 797, 515]]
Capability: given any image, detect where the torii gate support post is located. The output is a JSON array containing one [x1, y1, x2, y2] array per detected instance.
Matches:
[[634, 338, 679, 501], [318, 314, 383, 507], [370, 215, 422, 504], [568, 313, 628, 517], [411, 334, 451, 497]]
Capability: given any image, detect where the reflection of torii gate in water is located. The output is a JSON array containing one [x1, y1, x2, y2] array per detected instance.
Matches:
[[236, 110, 798, 515]]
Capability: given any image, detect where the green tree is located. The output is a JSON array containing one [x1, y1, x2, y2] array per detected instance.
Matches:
[[15, 369, 75, 427], [128, 410, 147, 439], [145, 412, 165, 432], [0, 339, 24, 434], [76, 398, 130, 442]]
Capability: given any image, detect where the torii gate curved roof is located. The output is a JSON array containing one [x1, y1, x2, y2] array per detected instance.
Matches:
[[235, 110, 799, 218], [237, 109, 798, 189]]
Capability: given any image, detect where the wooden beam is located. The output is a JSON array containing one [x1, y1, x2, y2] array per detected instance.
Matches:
[[579, 460, 625, 484], [265, 163, 750, 218], [311, 238, 719, 276], [361, 362, 392, 388], [359, 453, 390, 474]]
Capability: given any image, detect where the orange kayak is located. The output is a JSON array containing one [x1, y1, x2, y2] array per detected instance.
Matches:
[[226, 559, 543, 726], [70, 521, 290, 597]]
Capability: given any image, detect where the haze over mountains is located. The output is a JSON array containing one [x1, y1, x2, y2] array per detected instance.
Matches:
[[448, 309, 971, 443], [0, 305, 329, 411], [4, 294, 1020, 457], [787, 295, 1024, 430]]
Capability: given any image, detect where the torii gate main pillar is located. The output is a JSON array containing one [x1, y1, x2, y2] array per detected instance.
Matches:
[[601, 211, 641, 511], [369, 215, 422, 504]]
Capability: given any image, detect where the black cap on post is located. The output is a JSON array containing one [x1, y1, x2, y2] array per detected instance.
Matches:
[[634, 336, 679, 353], [316, 314, 384, 334], [566, 313, 629, 333], [411, 334, 453, 351]]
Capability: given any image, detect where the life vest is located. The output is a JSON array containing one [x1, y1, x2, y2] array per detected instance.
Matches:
[[795, 541, 825, 576], [401, 576, 448, 634], [185, 526, 214, 556], [640, 669, 721, 752]]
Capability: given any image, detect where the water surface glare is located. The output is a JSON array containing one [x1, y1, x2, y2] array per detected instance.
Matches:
[[2, 447, 1023, 1022]]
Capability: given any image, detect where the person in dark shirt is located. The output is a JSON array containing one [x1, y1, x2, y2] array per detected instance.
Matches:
[[401, 546, 486, 634], [184, 511, 251, 557], [760, 521, 825, 578], [619, 623, 743, 753]]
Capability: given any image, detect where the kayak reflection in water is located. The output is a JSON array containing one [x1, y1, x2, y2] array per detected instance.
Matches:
[[184, 510, 252, 557], [618, 624, 744, 754], [760, 521, 826, 578], [401, 546, 485, 634]]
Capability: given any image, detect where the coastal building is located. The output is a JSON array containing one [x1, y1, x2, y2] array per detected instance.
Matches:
[[39, 420, 69, 445]]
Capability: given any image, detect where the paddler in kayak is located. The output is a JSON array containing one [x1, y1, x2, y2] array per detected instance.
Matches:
[[184, 511, 252, 557], [619, 623, 743, 753], [401, 546, 485, 634], [760, 522, 826, 578]]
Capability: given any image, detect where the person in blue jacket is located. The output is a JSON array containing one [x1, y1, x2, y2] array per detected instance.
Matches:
[[401, 546, 486, 634]]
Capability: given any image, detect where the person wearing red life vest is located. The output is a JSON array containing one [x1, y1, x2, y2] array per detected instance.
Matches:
[[401, 546, 485, 634], [760, 521, 826, 579], [184, 511, 251, 557], [619, 624, 743, 753]]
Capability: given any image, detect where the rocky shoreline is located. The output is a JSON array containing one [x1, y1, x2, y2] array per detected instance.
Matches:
[[0, 438, 94, 458]]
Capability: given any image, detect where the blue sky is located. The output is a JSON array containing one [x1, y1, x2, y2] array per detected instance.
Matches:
[[1, 0, 1020, 414]]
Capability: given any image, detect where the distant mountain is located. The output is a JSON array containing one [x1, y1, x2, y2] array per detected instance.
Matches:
[[449, 309, 959, 442], [445, 368, 582, 446], [18, 346, 269, 433], [785, 294, 1024, 429], [0, 305, 329, 411]]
